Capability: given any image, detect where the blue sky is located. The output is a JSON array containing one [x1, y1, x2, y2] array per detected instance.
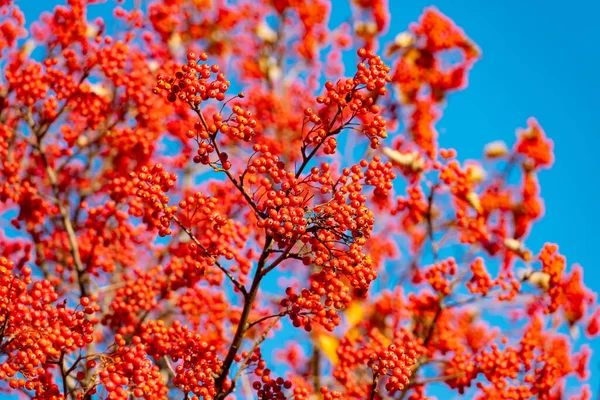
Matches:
[[6, 0, 600, 398]]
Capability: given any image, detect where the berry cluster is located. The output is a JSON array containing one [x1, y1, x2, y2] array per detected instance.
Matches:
[[155, 52, 229, 104], [244, 348, 293, 399], [5, 61, 48, 106], [139, 320, 223, 399], [514, 118, 554, 170], [424, 258, 457, 295], [466, 258, 494, 296], [538, 243, 565, 313], [281, 285, 343, 332], [368, 341, 418, 395], [334, 328, 420, 398], [97, 335, 168, 399], [102, 267, 162, 335], [0, 258, 98, 396], [303, 48, 390, 152], [363, 156, 396, 206], [130, 164, 177, 236]]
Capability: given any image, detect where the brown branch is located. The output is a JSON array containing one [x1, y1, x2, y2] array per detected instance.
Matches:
[[228, 315, 283, 397], [369, 373, 380, 400], [32, 126, 88, 297], [214, 236, 273, 399], [310, 345, 321, 393], [426, 183, 439, 264], [261, 242, 296, 276], [295, 108, 343, 179], [246, 310, 290, 331], [193, 107, 266, 219], [171, 214, 248, 298]]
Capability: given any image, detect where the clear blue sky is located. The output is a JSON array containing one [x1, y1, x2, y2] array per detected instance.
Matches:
[[7, 0, 600, 398]]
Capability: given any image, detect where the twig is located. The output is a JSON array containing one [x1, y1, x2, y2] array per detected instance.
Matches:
[[31, 120, 89, 297], [426, 183, 439, 264], [171, 214, 248, 298], [369, 373, 380, 400], [230, 315, 283, 394], [246, 310, 290, 330]]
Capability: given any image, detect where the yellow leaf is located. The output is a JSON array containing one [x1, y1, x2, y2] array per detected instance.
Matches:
[[316, 333, 339, 365], [344, 300, 365, 327]]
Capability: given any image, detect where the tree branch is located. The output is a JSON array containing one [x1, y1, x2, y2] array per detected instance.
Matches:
[[214, 236, 273, 399], [171, 214, 248, 298]]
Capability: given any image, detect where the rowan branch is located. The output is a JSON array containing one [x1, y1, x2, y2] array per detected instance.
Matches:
[[214, 236, 273, 399], [227, 315, 283, 397], [29, 117, 88, 298], [193, 107, 266, 219], [171, 214, 248, 298]]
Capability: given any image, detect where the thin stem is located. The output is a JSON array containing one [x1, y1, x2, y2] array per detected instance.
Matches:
[[171, 214, 248, 298], [369, 373, 380, 400], [229, 315, 283, 393], [194, 107, 266, 219], [310, 345, 321, 392], [412, 372, 464, 386], [426, 183, 439, 264], [295, 108, 342, 179], [261, 242, 296, 276], [247, 311, 290, 331], [31, 123, 88, 297]]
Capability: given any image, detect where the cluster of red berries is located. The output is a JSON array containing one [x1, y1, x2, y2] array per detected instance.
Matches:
[[364, 156, 396, 203], [139, 320, 222, 399], [466, 258, 494, 296], [244, 348, 293, 399], [176, 286, 229, 335], [0, 258, 98, 395], [258, 202, 308, 246], [81, 201, 139, 274], [130, 163, 177, 236], [439, 160, 480, 214], [424, 258, 457, 295], [11, 180, 49, 229], [319, 386, 345, 400], [560, 266, 595, 326], [178, 192, 228, 233], [164, 244, 223, 291], [98, 40, 128, 79], [476, 344, 521, 393], [392, 184, 428, 230], [214, 105, 257, 143], [155, 52, 229, 104], [512, 171, 543, 240], [514, 118, 553, 170], [188, 106, 258, 165], [247, 144, 285, 178], [538, 243, 565, 313], [280, 286, 343, 332], [361, 114, 388, 149], [283, 376, 313, 400], [102, 267, 162, 335], [5, 61, 47, 106], [305, 49, 390, 151], [98, 335, 168, 399], [393, 8, 478, 104], [442, 349, 479, 394], [334, 329, 419, 397], [368, 341, 418, 395]]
